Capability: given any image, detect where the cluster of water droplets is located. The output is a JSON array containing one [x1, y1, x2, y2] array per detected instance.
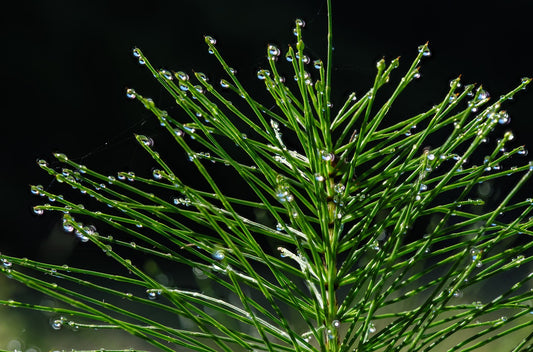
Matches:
[[470, 247, 483, 268], [173, 197, 192, 207], [62, 214, 94, 243], [117, 171, 136, 182], [50, 316, 80, 331], [204, 35, 217, 54], [132, 47, 145, 65], [275, 175, 294, 203]]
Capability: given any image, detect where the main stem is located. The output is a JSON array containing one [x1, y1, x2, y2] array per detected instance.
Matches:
[[324, 165, 339, 351], [324, 1, 339, 351]]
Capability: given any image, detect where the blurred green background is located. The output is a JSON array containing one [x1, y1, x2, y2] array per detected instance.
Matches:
[[1, 0, 533, 350]]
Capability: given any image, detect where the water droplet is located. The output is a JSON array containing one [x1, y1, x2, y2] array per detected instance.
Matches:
[[413, 72, 421, 79], [132, 47, 141, 58], [126, 88, 136, 99], [159, 69, 172, 80], [295, 53, 310, 64], [204, 35, 216, 45], [220, 79, 230, 88], [152, 169, 163, 180], [314, 173, 325, 182], [313, 59, 323, 70], [1, 258, 12, 268], [320, 150, 334, 161], [33, 206, 44, 215], [327, 329, 334, 340], [512, 255, 525, 267], [369, 322, 376, 333], [212, 249, 225, 260], [196, 72, 208, 82], [332, 320, 340, 327], [51, 318, 63, 330], [268, 44, 280, 57], [175, 71, 189, 81], [63, 222, 74, 233], [276, 223, 284, 231], [285, 52, 293, 62], [417, 44, 431, 57], [138, 135, 154, 147], [257, 69, 270, 80], [295, 18, 306, 27], [147, 291, 158, 300]]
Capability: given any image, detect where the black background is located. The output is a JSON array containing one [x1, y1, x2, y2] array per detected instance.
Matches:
[[1, 0, 533, 349]]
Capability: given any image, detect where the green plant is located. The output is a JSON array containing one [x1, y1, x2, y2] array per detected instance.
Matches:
[[2, 1, 533, 350]]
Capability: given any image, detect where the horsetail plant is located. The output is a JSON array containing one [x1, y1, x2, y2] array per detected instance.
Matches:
[[2, 1, 533, 351]]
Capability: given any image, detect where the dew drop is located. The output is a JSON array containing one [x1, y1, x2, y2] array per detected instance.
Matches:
[[320, 150, 334, 161], [212, 249, 225, 261], [220, 79, 230, 88], [368, 322, 376, 334], [32, 206, 44, 215], [295, 18, 306, 27], [204, 35, 217, 45], [417, 44, 431, 57], [152, 169, 163, 180], [30, 185, 43, 195], [327, 329, 334, 340], [175, 71, 189, 81], [268, 44, 280, 57], [313, 59, 323, 70], [1, 258, 12, 268], [51, 318, 63, 330], [159, 69, 172, 80], [285, 52, 293, 62], [314, 174, 325, 182], [138, 135, 154, 147], [257, 69, 270, 80], [126, 88, 136, 99], [63, 222, 74, 233]]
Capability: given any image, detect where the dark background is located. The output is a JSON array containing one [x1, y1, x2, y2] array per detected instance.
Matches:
[[1, 0, 533, 350]]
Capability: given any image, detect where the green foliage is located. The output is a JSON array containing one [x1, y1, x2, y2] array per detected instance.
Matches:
[[2, 2, 533, 351]]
